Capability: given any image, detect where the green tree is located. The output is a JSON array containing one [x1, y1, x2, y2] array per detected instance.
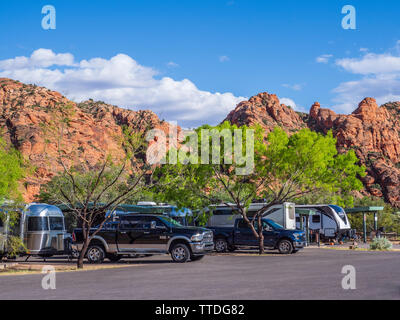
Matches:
[[39, 123, 156, 268], [0, 137, 24, 202], [156, 122, 366, 254], [0, 137, 25, 259]]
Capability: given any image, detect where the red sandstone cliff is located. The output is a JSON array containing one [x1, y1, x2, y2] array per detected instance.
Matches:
[[224, 93, 400, 207]]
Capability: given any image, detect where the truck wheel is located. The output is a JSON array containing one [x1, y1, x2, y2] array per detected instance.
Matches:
[[191, 255, 205, 261], [106, 253, 121, 262], [214, 238, 228, 253], [171, 243, 190, 263], [86, 245, 105, 263], [71, 248, 80, 259], [278, 240, 293, 254]]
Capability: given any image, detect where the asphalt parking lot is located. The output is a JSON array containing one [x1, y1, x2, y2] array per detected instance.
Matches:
[[0, 248, 399, 300]]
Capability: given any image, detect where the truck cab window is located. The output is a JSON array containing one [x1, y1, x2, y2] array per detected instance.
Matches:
[[312, 215, 321, 223], [120, 217, 145, 229]]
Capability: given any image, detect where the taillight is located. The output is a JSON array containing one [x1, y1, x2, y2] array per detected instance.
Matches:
[[72, 232, 76, 242]]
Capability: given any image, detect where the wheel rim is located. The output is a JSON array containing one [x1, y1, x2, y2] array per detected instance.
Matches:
[[280, 241, 290, 252], [173, 246, 186, 261], [88, 248, 101, 261], [215, 240, 226, 252]]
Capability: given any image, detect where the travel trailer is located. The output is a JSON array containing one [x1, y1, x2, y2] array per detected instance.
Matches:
[[20, 203, 71, 257], [295, 204, 351, 241], [206, 202, 296, 230]]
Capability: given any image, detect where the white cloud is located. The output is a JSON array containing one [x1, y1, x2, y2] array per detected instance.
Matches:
[[360, 48, 369, 52], [166, 61, 179, 68], [336, 53, 400, 75], [279, 97, 296, 108], [0, 49, 245, 128], [332, 45, 400, 113], [282, 83, 303, 91], [219, 55, 230, 62], [279, 97, 306, 113], [316, 54, 333, 64], [0, 48, 75, 69]]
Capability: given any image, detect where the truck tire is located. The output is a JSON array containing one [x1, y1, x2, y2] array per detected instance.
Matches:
[[71, 248, 80, 259], [278, 239, 293, 254], [86, 245, 105, 263], [171, 243, 190, 263], [214, 238, 228, 253], [191, 255, 205, 261], [106, 253, 122, 262]]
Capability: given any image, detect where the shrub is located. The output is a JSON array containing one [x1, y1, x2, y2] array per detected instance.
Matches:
[[369, 237, 393, 251]]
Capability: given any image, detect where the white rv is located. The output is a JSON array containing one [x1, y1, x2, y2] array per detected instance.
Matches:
[[206, 202, 296, 230], [295, 204, 351, 241]]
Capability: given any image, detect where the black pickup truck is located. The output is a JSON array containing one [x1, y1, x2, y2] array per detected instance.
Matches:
[[209, 218, 306, 254], [73, 214, 214, 263]]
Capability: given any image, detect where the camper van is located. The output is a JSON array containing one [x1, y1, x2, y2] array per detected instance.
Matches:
[[295, 204, 351, 241], [206, 202, 296, 230]]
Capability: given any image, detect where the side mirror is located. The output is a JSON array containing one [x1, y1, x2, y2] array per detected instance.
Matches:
[[150, 221, 157, 229]]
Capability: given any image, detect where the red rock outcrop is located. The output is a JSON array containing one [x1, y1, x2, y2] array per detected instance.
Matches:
[[225, 93, 400, 207], [0, 78, 178, 202], [224, 92, 307, 134]]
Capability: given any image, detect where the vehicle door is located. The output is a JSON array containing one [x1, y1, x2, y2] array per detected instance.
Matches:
[[116, 216, 148, 251], [235, 220, 258, 246], [259, 221, 278, 248], [137, 216, 169, 251]]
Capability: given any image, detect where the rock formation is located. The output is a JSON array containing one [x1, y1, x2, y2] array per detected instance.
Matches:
[[224, 93, 400, 207], [0, 78, 177, 202]]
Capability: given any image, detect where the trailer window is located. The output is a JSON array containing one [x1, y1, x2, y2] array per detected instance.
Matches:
[[27, 217, 49, 231], [312, 215, 321, 223], [49, 217, 64, 231]]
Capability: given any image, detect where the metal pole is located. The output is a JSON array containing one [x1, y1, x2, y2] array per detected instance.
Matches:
[[363, 213, 367, 243], [374, 212, 378, 232]]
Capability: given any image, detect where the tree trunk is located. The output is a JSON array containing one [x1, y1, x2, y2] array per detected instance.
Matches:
[[258, 230, 265, 255], [77, 238, 89, 269], [257, 214, 265, 255]]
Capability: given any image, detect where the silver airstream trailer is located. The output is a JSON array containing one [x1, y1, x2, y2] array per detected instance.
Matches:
[[20, 203, 70, 256]]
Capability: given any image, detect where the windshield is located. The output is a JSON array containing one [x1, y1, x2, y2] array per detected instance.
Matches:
[[264, 219, 284, 230], [159, 216, 183, 227]]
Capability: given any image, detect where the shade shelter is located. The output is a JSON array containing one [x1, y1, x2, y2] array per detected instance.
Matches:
[[295, 208, 318, 245], [345, 206, 384, 243]]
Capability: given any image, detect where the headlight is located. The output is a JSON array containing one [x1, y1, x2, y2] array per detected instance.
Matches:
[[191, 233, 204, 242], [294, 233, 302, 240]]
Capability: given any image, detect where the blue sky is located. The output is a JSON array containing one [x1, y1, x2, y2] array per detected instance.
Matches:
[[1, 0, 400, 127]]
